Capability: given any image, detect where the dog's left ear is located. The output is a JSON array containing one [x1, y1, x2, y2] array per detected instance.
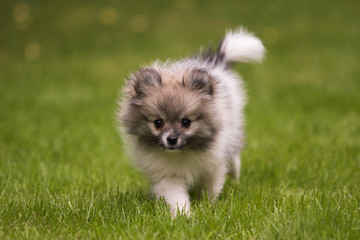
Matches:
[[130, 68, 162, 98], [183, 69, 215, 96]]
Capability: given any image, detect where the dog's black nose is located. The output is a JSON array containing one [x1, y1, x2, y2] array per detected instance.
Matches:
[[167, 136, 178, 146]]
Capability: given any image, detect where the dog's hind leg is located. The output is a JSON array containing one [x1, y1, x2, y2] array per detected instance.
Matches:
[[207, 166, 227, 201], [229, 154, 241, 181]]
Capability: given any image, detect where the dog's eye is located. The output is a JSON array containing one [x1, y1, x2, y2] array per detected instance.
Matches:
[[154, 119, 164, 129], [181, 118, 191, 128]]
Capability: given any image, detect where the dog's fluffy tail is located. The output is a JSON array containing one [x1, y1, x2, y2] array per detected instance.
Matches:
[[220, 28, 265, 63], [203, 27, 265, 65]]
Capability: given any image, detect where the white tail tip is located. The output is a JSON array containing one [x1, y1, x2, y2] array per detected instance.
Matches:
[[221, 27, 265, 63]]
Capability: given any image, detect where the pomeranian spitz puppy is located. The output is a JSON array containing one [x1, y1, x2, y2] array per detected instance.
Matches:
[[118, 27, 265, 216]]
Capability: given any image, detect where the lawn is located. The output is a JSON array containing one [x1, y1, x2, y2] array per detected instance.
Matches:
[[0, 0, 359, 239]]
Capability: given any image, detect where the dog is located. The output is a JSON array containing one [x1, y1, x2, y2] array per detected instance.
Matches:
[[118, 27, 265, 216]]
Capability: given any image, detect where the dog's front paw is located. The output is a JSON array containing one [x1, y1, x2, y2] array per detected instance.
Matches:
[[171, 203, 190, 218], [152, 177, 191, 218]]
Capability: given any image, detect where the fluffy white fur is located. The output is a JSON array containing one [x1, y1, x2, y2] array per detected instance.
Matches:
[[221, 28, 265, 63], [119, 27, 264, 216]]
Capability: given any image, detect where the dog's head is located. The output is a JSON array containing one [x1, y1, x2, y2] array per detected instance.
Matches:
[[121, 67, 220, 152]]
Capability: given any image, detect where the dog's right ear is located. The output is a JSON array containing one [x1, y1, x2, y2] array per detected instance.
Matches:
[[130, 68, 162, 98]]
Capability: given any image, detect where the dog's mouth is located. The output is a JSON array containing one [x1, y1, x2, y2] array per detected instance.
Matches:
[[164, 147, 183, 153], [160, 144, 185, 152]]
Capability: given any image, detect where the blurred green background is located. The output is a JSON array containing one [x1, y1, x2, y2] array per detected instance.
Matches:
[[0, 0, 359, 238]]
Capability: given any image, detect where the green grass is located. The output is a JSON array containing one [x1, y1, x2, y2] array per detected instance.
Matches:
[[1, 0, 359, 239]]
